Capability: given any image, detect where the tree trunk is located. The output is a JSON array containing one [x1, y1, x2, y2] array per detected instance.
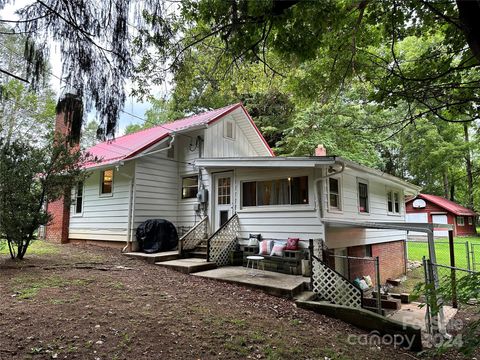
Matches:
[[463, 123, 474, 210], [450, 183, 455, 202], [457, 0, 480, 63], [443, 171, 449, 199]]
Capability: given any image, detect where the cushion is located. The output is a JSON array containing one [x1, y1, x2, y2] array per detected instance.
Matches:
[[358, 279, 370, 290], [258, 240, 273, 255], [285, 237, 299, 251], [270, 242, 286, 257], [363, 275, 373, 288], [247, 234, 261, 246]]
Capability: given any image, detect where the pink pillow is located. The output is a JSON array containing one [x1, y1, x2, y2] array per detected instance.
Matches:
[[285, 238, 299, 251], [258, 240, 273, 255], [270, 242, 286, 257]]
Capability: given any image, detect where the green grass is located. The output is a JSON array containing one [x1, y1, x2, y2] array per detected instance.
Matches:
[[407, 236, 480, 269], [12, 275, 93, 299], [0, 240, 61, 256]]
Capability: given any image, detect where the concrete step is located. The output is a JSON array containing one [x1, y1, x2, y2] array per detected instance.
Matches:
[[155, 258, 217, 274], [123, 251, 179, 264], [294, 291, 317, 302]]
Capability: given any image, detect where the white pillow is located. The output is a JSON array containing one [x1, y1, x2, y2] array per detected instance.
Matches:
[[247, 237, 259, 246]]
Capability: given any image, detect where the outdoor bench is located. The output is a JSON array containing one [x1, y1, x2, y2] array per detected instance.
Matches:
[[238, 238, 307, 275]]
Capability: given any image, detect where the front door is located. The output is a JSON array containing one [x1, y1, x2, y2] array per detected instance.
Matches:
[[214, 172, 234, 231]]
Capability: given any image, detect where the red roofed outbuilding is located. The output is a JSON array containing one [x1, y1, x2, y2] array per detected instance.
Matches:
[[406, 193, 477, 237]]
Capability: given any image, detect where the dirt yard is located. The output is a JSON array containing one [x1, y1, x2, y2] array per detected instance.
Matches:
[[0, 242, 476, 359]]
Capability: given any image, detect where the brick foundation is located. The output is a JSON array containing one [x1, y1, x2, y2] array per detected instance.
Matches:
[[347, 240, 406, 285]]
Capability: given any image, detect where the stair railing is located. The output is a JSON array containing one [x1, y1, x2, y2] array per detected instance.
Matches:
[[311, 254, 363, 308], [207, 213, 239, 266], [179, 216, 208, 256]]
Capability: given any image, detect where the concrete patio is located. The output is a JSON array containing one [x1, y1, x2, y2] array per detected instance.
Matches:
[[192, 266, 309, 298]]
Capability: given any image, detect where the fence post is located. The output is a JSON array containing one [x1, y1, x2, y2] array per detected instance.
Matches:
[[375, 256, 382, 315], [309, 239, 314, 290], [472, 244, 476, 272], [422, 256, 432, 336], [466, 241, 471, 271], [448, 230, 458, 309]]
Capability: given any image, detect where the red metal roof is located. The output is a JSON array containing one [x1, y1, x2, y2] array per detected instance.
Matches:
[[84, 103, 273, 168], [407, 193, 477, 216]]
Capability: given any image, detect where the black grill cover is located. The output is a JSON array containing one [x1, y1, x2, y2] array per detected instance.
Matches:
[[136, 219, 178, 253]]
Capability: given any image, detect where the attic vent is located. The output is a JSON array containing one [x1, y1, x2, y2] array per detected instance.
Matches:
[[224, 120, 234, 139]]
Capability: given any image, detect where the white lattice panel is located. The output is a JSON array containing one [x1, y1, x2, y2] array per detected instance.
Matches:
[[209, 214, 239, 266], [181, 217, 208, 251], [312, 258, 362, 308]]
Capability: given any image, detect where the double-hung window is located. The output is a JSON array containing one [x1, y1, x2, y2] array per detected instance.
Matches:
[[387, 190, 401, 214], [101, 169, 113, 195], [75, 181, 84, 214], [457, 216, 465, 226], [182, 176, 199, 199], [328, 177, 341, 211], [358, 181, 369, 213]]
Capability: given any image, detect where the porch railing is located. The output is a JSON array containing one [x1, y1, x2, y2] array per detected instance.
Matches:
[[207, 213, 239, 266], [179, 216, 208, 255], [311, 254, 363, 308]]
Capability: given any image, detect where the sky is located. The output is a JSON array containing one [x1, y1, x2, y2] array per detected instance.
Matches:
[[0, 1, 167, 136]]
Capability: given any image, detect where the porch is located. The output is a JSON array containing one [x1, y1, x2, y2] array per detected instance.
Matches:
[[192, 266, 309, 298]]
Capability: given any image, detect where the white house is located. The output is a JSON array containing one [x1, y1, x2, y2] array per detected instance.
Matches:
[[46, 103, 420, 283]]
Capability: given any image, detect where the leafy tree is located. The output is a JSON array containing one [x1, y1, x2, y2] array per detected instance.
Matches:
[[80, 120, 100, 149], [0, 135, 90, 259], [0, 79, 56, 144]]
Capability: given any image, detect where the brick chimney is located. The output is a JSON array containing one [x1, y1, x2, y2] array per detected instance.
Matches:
[[315, 144, 327, 156], [45, 94, 82, 244]]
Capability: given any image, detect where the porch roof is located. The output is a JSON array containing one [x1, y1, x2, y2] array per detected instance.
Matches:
[[321, 219, 454, 234], [194, 156, 337, 168]]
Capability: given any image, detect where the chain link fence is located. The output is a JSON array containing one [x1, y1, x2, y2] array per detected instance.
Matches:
[[422, 257, 478, 343], [406, 238, 479, 270]]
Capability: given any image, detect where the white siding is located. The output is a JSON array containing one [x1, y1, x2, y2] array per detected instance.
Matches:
[[233, 167, 323, 248], [203, 108, 271, 157], [323, 166, 407, 249], [176, 131, 209, 231], [133, 144, 179, 236], [69, 162, 134, 242]]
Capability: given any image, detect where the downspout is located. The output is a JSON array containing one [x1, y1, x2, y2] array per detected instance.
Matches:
[[122, 173, 135, 253], [121, 134, 176, 252]]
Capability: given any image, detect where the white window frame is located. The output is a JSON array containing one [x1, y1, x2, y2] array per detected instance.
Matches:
[[327, 176, 342, 212], [181, 175, 199, 200], [387, 189, 401, 215], [72, 181, 84, 216], [457, 216, 465, 226], [99, 169, 114, 197], [468, 216, 473, 226], [357, 178, 370, 214], [224, 119, 235, 140], [240, 175, 310, 209]]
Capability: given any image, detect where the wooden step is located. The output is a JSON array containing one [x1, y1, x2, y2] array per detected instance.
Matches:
[[123, 251, 179, 264], [189, 251, 207, 259], [155, 258, 217, 274]]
